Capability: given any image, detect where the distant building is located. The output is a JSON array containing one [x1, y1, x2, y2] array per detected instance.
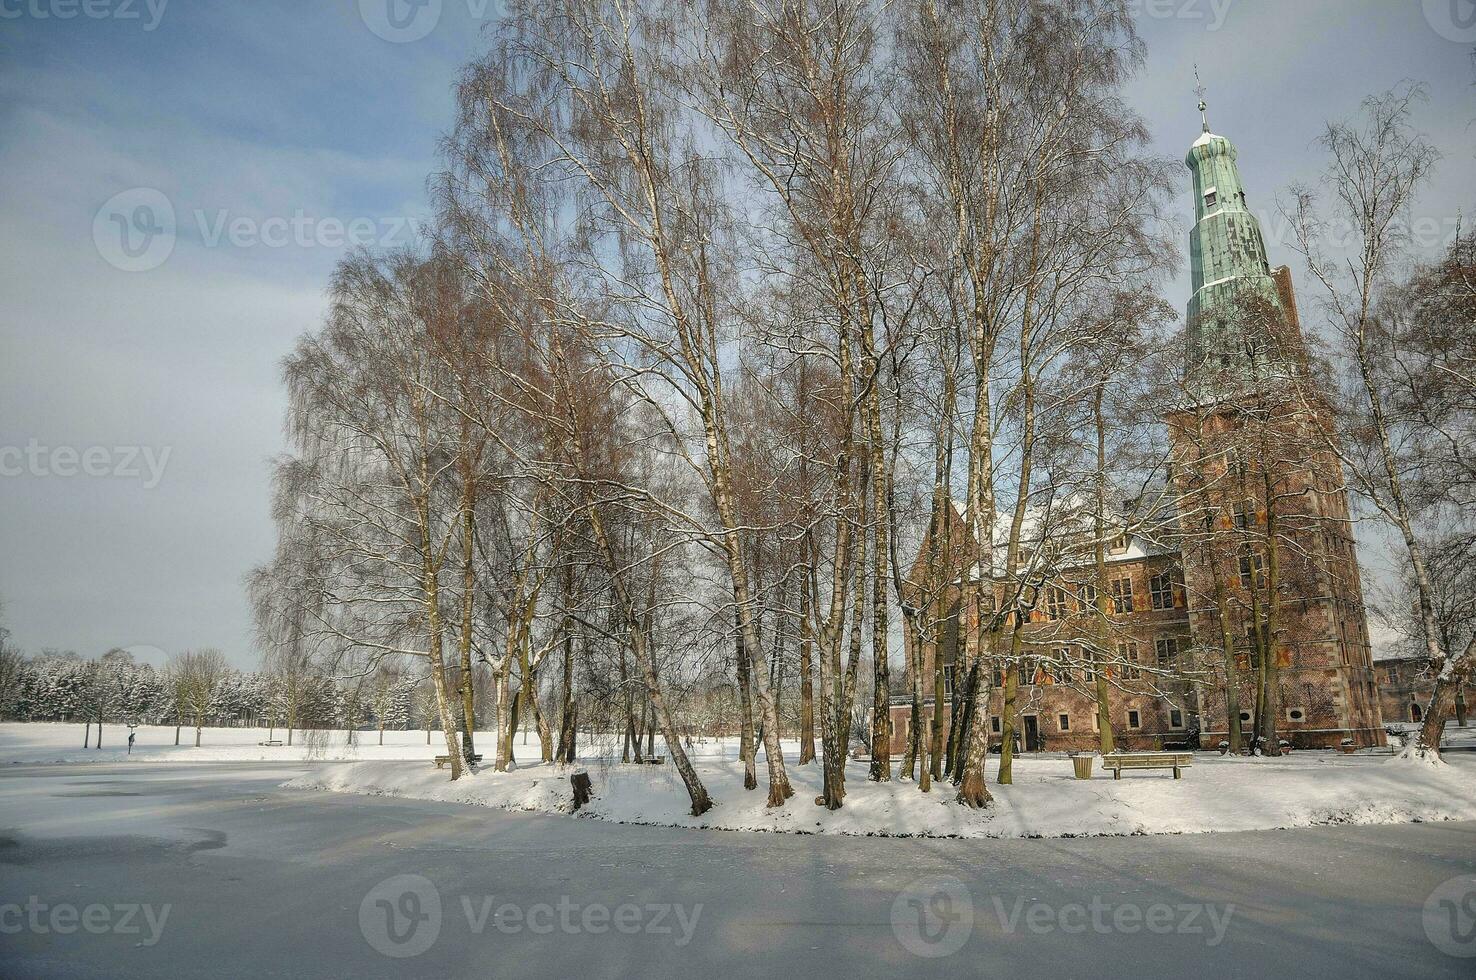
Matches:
[[1375, 655, 1471, 727]]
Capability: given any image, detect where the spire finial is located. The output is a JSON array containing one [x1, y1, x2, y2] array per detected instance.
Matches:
[[1194, 65, 1210, 134]]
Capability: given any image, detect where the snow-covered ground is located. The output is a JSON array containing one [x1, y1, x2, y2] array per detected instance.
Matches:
[[287, 733, 1476, 839], [1386, 721, 1476, 746], [9, 720, 1476, 840], [0, 722, 797, 766], [0, 721, 491, 764]]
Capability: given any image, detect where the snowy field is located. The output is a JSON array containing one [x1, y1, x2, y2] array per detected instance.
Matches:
[[7, 721, 1476, 840], [0, 721, 494, 764], [0, 721, 800, 766]]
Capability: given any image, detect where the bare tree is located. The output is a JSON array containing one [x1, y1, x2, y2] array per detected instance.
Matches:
[[895, 0, 1173, 801], [1285, 85, 1463, 758], [275, 250, 478, 779], [1368, 230, 1476, 751], [169, 649, 227, 747]]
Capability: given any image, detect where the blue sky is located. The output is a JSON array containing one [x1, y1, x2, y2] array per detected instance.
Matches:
[[0, 0, 1472, 667]]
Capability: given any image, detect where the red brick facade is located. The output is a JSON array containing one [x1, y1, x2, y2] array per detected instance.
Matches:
[[1164, 400, 1386, 747], [891, 545, 1205, 755]]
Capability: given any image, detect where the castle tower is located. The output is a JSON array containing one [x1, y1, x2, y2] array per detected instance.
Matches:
[[1184, 110, 1303, 387], [1168, 95, 1385, 749]]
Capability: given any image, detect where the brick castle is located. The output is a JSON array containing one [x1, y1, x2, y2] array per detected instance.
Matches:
[[889, 114, 1388, 755]]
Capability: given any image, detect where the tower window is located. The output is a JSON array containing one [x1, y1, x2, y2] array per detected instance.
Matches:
[[1045, 585, 1067, 621], [1111, 577, 1135, 614], [1117, 641, 1142, 680], [1050, 649, 1073, 684], [1155, 636, 1181, 668], [1242, 627, 1264, 668], [1203, 188, 1218, 209], [1149, 569, 1185, 609], [1239, 551, 1265, 590], [1078, 583, 1097, 612]]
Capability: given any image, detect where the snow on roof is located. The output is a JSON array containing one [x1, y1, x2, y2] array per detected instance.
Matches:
[[1192, 130, 1223, 149], [945, 489, 1178, 578]]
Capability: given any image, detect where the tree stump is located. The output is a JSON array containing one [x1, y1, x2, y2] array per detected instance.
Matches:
[[571, 771, 592, 811]]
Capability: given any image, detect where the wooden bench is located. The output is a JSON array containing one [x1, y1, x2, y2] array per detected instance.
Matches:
[[257, 740, 283, 746], [634, 756, 665, 765], [433, 754, 483, 769], [1101, 752, 1193, 780]]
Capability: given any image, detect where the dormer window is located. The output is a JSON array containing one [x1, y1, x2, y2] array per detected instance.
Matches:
[[1203, 187, 1218, 209]]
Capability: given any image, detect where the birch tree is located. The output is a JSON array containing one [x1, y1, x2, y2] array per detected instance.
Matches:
[[1285, 86, 1462, 757], [278, 250, 473, 779]]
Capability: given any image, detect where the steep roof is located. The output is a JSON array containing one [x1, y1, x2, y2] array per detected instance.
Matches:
[[942, 489, 1179, 581]]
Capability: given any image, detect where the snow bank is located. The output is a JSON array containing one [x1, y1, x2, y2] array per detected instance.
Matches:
[[284, 747, 1476, 839]]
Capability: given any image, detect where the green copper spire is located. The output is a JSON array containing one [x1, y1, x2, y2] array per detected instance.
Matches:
[[1184, 89, 1287, 384]]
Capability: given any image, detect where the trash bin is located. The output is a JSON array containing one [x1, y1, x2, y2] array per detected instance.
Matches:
[[1071, 753, 1094, 779]]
